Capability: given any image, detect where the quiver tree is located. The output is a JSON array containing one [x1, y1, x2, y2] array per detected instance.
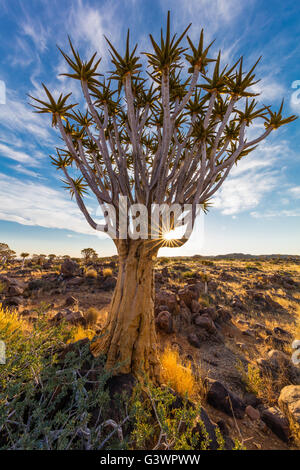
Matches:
[[20, 252, 30, 268], [30, 12, 297, 379], [81, 248, 98, 264], [0, 243, 16, 266]]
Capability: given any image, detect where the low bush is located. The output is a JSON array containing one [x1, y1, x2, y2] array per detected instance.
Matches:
[[103, 268, 113, 278], [85, 268, 98, 279]]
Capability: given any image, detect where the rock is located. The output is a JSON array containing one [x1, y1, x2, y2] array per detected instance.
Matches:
[[191, 299, 201, 313], [193, 407, 234, 450], [65, 310, 86, 325], [261, 407, 290, 442], [101, 276, 117, 291], [265, 335, 289, 352], [232, 295, 245, 311], [200, 306, 218, 321], [205, 379, 245, 419], [246, 405, 260, 420], [156, 290, 178, 313], [178, 284, 201, 308], [2, 297, 22, 308], [278, 385, 300, 440], [187, 332, 201, 348], [242, 329, 256, 338], [193, 314, 216, 333], [65, 296, 78, 308], [273, 327, 292, 339], [60, 259, 80, 278], [52, 309, 86, 326], [155, 311, 173, 334], [216, 306, 232, 323], [244, 392, 262, 408], [7, 285, 23, 296], [28, 279, 44, 290]]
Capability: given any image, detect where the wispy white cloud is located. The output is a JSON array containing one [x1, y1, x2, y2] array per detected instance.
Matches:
[[0, 173, 102, 236], [289, 186, 300, 198], [10, 164, 45, 179], [0, 89, 56, 144], [20, 18, 49, 53], [251, 209, 300, 218], [0, 142, 36, 165], [213, 141, 286, 215]]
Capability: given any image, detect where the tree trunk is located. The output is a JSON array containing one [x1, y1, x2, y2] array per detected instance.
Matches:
[[91, 239, 160, 381]]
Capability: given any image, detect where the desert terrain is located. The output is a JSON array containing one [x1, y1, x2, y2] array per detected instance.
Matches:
[[0, 253, 299, 450]]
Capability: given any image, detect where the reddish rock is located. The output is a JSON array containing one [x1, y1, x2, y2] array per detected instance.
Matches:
[[261, 407, 290, 442], [246, 405, 260, 420], [191, 299, 201, 313], [205, 379, 246, 419], [194, 314, 216, 333], [156, 290, 177, 313], [155, 311, 173, 334]]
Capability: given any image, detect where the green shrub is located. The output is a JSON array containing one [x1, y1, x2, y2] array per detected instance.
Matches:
[[0, 309, 126, 450]]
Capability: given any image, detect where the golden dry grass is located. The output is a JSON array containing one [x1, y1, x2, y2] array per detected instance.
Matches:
[[160, 347, 200, 398], [103, 267, 113, 277], [0, 305, 27, 333], [85, 268, 98, 279], [68, 325, 95, 343]]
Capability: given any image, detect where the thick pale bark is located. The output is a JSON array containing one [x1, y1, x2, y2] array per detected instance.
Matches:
[[91, 240, 160, 381]]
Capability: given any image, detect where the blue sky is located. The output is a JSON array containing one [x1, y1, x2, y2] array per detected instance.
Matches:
[[0, 0, 299, 257]]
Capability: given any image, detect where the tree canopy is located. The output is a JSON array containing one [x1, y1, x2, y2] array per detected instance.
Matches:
[[30, 11, 297, 245]]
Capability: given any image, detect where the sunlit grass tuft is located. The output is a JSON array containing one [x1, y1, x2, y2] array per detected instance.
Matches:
[[161, 347, 198, 398], [68, 325, 94, 343]]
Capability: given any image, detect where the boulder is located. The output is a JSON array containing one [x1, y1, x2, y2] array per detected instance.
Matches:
[[155, 311, 173, 334], [156, 290, 177, 313], [261, 407, 290, 442], [178, 284, 201, 309], [193, 314, 216, 334], [205, 379, 245, 419], [278, 385, 300, 441]]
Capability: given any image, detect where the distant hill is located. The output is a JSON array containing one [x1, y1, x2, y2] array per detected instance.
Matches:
[[192, 253, 300, 260]]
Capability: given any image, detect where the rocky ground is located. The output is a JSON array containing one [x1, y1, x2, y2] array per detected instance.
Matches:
[[0, 255, 299, 450]]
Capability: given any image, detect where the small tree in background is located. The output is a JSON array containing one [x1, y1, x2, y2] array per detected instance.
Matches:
[[20, 252, 30, 269], [31, 12, 297, 379], [0, 243, 16, 266], [81, 247, 98, 264]]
